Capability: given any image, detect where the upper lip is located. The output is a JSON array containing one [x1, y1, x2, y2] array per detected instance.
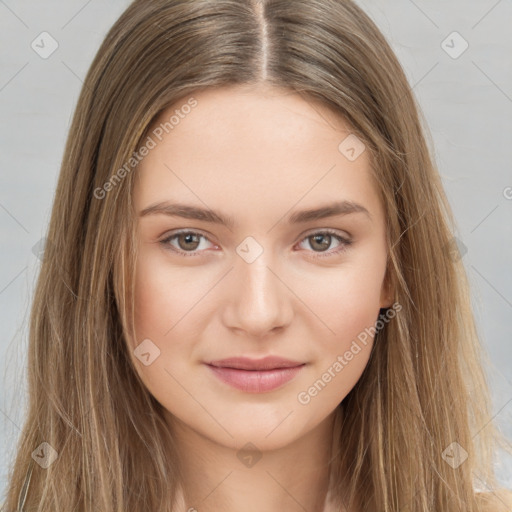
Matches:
[[206, 356, 305, 371]]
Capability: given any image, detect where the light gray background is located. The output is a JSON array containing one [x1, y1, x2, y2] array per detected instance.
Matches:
[[1, 0, 511, 501]]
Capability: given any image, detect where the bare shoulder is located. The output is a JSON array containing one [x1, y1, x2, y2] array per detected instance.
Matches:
[[475, 489, 512, 511]]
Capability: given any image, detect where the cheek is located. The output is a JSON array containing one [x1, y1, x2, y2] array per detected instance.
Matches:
[[296, 276, 381, 409], [310, 262, 385, 334], [300, 255, 386, 379], [130, 251, 204, 378], [132, 273, 163, 347], [132, 250, 189, 342], [129, 261, 188, 401]]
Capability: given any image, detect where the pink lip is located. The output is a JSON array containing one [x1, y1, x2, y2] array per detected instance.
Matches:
[[205, 356, 305, 393], [207, 356, 303, 370]]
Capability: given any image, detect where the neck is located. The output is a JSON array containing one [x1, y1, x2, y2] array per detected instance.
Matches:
[[167, 409, 343, 512]]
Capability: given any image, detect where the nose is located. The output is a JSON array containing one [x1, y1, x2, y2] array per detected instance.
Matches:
[[222, 246, 293, 338]]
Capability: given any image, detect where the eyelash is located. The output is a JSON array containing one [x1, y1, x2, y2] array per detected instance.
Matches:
[[159, 229, 353, 259]]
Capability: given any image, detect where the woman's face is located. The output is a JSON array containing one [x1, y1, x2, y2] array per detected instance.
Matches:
[[129, 84, 393, 450]]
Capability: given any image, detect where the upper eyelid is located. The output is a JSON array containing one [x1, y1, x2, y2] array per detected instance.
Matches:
[[162, 227, 351, 241]]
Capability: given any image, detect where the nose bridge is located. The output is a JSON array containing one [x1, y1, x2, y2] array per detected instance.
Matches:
[[225, 236, 291, 334]]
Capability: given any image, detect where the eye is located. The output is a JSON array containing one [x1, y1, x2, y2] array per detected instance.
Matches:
[[296, 229, 352, 258], [159, 229, 352, 258], [160, 230, 216, 257]]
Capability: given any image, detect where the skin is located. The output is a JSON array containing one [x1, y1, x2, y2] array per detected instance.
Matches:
[[128, 83, 394, 512]]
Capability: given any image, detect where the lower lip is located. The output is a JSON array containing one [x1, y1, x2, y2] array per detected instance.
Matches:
[[206, 364, 305, 393]]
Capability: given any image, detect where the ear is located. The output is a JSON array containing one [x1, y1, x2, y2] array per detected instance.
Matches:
[[379, 265, 395, 309]]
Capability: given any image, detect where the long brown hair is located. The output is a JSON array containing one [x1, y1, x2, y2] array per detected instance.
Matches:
[[3, 0, 511, 510]]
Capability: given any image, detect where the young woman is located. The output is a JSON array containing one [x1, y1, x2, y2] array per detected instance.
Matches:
[[2, 0, 511, 510]]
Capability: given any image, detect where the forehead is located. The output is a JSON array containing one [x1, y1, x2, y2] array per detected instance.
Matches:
[[148, 84, 354, 158], [134, 85, 383, 225]]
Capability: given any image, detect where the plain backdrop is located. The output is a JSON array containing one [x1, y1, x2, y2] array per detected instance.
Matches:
[[1, 0, 511, 500]]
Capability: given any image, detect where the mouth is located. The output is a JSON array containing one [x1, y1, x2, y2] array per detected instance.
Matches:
[[205, 356, 306, 393]]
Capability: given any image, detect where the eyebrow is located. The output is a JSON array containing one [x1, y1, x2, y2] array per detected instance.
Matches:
[[139, 200, 372, 227]]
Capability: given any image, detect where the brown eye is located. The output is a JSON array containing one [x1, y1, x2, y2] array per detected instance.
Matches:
[[298, 230, 353, 258], [308, 234, 332, 252], [160, 231, 214, 257], [176, 233, 201, 251]]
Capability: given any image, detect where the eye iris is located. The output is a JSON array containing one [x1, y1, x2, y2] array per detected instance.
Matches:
[[310, 234, 331, 252], [178, 233, 200, 251]]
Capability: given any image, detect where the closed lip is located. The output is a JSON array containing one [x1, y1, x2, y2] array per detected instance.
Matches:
[[206, 356, 305, 371]]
